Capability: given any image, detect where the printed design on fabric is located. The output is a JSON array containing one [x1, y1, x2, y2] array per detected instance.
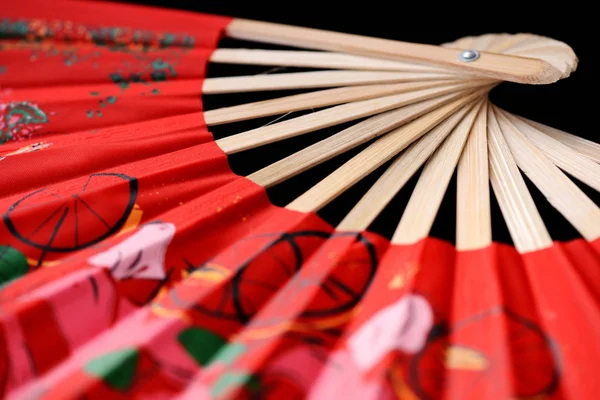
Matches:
[[0, 266, 136, 396], [0, 18, 195, 119], [88, 221, 176, 280], [347, 294, 434, 372], [52, 329, 260, 398], [0, 101, 48, 143], [0, 141, 52, 161], [86, 92, 118, 120], [0, 245, 28, 286], [406, 306, 562, 400], [145, 232, 381, 399], [0, 18, 193, 76], [0, 18, 196, 49], [3, 172, 139, 268], [89, 52, 181, 119], [262, 344, 397, 399], [271, 294, 434, 399], [85, 61, 169, 120], [178, 328, 261, 398], [153, 230, 378, 332], [0, 39, 102, 68], [78, 346, 203, 395]]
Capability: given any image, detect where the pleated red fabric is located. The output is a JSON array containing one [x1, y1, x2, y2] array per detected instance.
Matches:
[[1, 1, 599, 399]]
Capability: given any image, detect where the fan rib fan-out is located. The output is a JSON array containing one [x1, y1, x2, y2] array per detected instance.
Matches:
[[0, 1, 598, 399]]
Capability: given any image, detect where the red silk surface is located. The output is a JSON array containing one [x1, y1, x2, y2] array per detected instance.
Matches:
[[1, 1, 599, 399]]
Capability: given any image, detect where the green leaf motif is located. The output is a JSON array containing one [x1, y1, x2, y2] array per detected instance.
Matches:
[[85, 348, 139, 391], [0, 245, 29, 284], [177, 328, 227, 366]]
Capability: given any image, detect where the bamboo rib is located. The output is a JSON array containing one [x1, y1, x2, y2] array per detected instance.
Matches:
[[501, 111, 600, 192], [203, 80, 462, 126], [507, 42, 577, 65], [201, 70, 458, 94], [483, 34, 531, 54], [209, 49, 448, 73], [226, 18, 570, 84], [217, 82, 485, 154], [502, 36, 565, 54], [508, 48, 573, 76], [337, 101, 475, 232], [517, 117, 600, 164], [443, 35, 478, 51], [494, 107, 600, 242], [456, 101, 492, 251], [248, 91, 468, 189], [469, 35, 498, 53], [487, 104, 553, 253], [286, 89, 488, 213], [392, 100, 483, 244]]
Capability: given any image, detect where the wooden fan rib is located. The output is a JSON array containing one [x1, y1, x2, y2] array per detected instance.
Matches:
[[337, 100, 475, 232], [484, 34, 531, 54], [216, 81, 489, 154], [209, 49, 447, 73], [494, 106, 600, 242], [285, 88, 488, 214], [469, 35, 498, 53], [518, 117, 600, 164], [506, 49, 573, 76], [203, 79, 464, 126], [443, 36, 477, 51], [487, 105, 553, 253], [226, 18, 569, 84], [496, 35, 553, 54], [505, 39, 577, 59], [248, 91, 464, 189], [445, 33, 518, 53], [456, 101, 492, 251], [509, 50, 577, 76], [201, 70, 458, 94], [502, 111, 600, 192], [392, 100, 484, 245]]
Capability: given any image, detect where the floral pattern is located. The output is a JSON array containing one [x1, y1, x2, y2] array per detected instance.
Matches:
[[0, 101, 48, 143], [0, 17, 195, 132]]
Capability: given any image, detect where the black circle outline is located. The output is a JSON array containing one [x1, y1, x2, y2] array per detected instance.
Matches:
[[3, 172, 138, 252], [409, 306, 562, 400], [299, 231, 378, 319], [171, 230, 379, 325]]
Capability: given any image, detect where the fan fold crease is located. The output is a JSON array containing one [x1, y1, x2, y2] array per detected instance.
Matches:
[[1, 0, 599, 399]]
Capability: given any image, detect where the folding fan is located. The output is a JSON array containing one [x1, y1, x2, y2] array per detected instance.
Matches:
[[1, 0, 599, 399]]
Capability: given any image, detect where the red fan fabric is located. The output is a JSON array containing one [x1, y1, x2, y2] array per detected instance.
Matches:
[[0, 0, 230, 143], [1, 1, 600, 399]]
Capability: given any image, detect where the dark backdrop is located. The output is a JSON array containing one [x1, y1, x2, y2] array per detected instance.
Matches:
[[119, 1, 597, 245]]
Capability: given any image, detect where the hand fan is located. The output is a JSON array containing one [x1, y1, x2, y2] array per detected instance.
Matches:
[[0, 0, 598, 399]]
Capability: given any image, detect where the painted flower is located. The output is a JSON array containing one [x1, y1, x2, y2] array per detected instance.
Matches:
[[88, 222, 176, 280], [347, 294, 434, 373]]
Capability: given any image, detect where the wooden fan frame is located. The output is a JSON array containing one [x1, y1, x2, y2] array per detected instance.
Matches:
[[193, 17, 597, 254]]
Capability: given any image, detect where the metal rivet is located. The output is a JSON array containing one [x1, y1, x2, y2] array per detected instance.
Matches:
[[459, 50, 480, 62]]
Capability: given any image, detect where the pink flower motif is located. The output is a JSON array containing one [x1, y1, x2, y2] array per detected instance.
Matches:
[[347, 294, 434, 373], [88, 222, 176, 280], [308, 347, 396, 399]]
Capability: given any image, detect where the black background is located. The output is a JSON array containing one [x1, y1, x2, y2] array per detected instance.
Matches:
[[122, 1, 597, 246]]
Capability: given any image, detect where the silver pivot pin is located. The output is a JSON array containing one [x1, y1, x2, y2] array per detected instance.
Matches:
[[459, 50, 480, 62]]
